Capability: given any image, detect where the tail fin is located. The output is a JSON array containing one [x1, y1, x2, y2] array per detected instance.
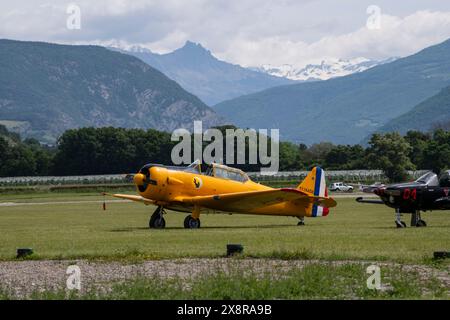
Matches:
[[298, 167, 330, 217], [297, 166, 327, 197]]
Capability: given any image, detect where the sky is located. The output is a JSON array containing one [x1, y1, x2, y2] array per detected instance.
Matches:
[[1, 0, 450, 67]]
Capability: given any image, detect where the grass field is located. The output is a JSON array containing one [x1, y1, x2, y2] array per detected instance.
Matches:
[[0, 192, 449, 263], [0, 191, 448, 299]]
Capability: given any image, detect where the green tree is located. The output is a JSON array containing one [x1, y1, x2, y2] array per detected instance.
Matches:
[[52, 128, 101, 175], [0, 144, 36, 176], [279, 141, 300, 171], [23, 138, 53, 175], [325, 145, 366, 170], [404, 131, 431, 169], [301, 142, 334, 169], [366, 132, 415, 182], [422, 129, 450, 174], [52, 127, 175, 175]]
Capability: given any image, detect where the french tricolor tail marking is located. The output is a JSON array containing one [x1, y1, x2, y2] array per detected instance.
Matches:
[[298, 167, 330, 217]]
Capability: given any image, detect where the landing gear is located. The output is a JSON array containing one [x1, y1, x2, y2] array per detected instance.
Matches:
[[395, 208, 407, 228], [149, 206, 166, 229], [297, 217, 305, 226], [416, 219, 427, 227], [184, 215, 201, 229], [184, 206, 201, 229], [395, 209, 427, 228], [411, 210, 427, 227], [395, 220, 407, 228]]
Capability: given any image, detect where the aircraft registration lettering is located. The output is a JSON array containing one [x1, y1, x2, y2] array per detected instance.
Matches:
[[298, 186, 314, 194]]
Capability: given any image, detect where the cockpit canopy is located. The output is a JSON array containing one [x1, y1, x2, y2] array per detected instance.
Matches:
[[138, 160, 248, 183], [184, 160, 248, 183], [415, 172, 439, 186], [415, 171, 450, 187]]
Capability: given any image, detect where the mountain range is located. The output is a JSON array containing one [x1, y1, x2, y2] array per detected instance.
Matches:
[[214, 38, 450, 145], [253, 57, 397, 81], [113, 41, 294, 105], [378, 85, 450, 134], [0, 39, 224, 144], [1, 38, 449, 146], [114, 42, 397, 105]]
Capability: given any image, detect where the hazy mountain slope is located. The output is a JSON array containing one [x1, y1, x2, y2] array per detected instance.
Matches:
[[116, 41, 294, 105], [0, 40, 224, 143], [378, 85, 450, 134], [214, 38, 450, 145]]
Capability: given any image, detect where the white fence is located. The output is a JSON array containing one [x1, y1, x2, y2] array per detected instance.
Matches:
[[247, 170, 429, 182], [0, 174, 128, 186]]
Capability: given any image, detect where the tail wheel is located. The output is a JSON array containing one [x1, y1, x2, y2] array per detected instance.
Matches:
[[184, 215, 201, 229], [149, 207, 166, 229]]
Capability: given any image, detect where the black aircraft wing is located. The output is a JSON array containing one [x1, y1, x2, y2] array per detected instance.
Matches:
[[356, 197, 384, 204]]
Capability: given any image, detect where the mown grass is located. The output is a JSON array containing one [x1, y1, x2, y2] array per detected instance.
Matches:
[[1, 263, 447, 300], [0, 193, 449, 263]]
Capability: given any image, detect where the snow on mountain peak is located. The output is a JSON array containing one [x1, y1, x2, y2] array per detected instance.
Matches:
[[255, 57, 396, 81]]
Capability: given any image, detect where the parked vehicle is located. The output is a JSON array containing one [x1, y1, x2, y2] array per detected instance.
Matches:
[[330, 182, 354, 192], [360, 182, 385, 193]]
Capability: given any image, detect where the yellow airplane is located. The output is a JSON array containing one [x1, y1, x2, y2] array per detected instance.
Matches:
[[106, 160, 337, 229]]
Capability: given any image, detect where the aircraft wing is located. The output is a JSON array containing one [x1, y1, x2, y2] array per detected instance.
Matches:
[[104, 193, 155, 205], [356, 197, 384, 204], [179, 188, 337, 212]]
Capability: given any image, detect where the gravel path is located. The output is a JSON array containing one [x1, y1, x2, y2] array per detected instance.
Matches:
[[0, 258, 448, 298]]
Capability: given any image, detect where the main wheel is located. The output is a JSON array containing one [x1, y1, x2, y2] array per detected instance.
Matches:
[[416, 219, 427, 227], [149, 207, 166, 229], [395, 221, 407, 228], [297, 221, 305, 226], [184, 215, 201, 229]]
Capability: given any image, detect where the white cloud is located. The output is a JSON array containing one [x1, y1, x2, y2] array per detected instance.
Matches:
[[0, 1, 449, 68], [216, 10, 450, 67]]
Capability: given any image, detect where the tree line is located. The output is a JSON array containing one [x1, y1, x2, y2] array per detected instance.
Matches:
[[1, 124, 449, 182]]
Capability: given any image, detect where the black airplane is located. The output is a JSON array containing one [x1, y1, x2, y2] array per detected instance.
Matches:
[[356, 171, 450, 228]]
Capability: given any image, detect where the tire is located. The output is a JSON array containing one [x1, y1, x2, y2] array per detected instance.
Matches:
[[149, 209, 166, 229], [416, 220, 427, 227], [184, 215, 201, 229], [396, 221, 407, 228]]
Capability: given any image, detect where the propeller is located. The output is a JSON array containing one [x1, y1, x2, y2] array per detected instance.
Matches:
[[124, 165, 154, 192], [130, 171, 153, 192]]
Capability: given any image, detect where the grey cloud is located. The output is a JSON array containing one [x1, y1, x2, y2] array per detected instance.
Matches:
[[1, 0, 449, 67]]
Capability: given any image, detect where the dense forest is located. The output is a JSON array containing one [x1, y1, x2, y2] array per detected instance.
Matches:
[[1, 124, 449, 182]]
